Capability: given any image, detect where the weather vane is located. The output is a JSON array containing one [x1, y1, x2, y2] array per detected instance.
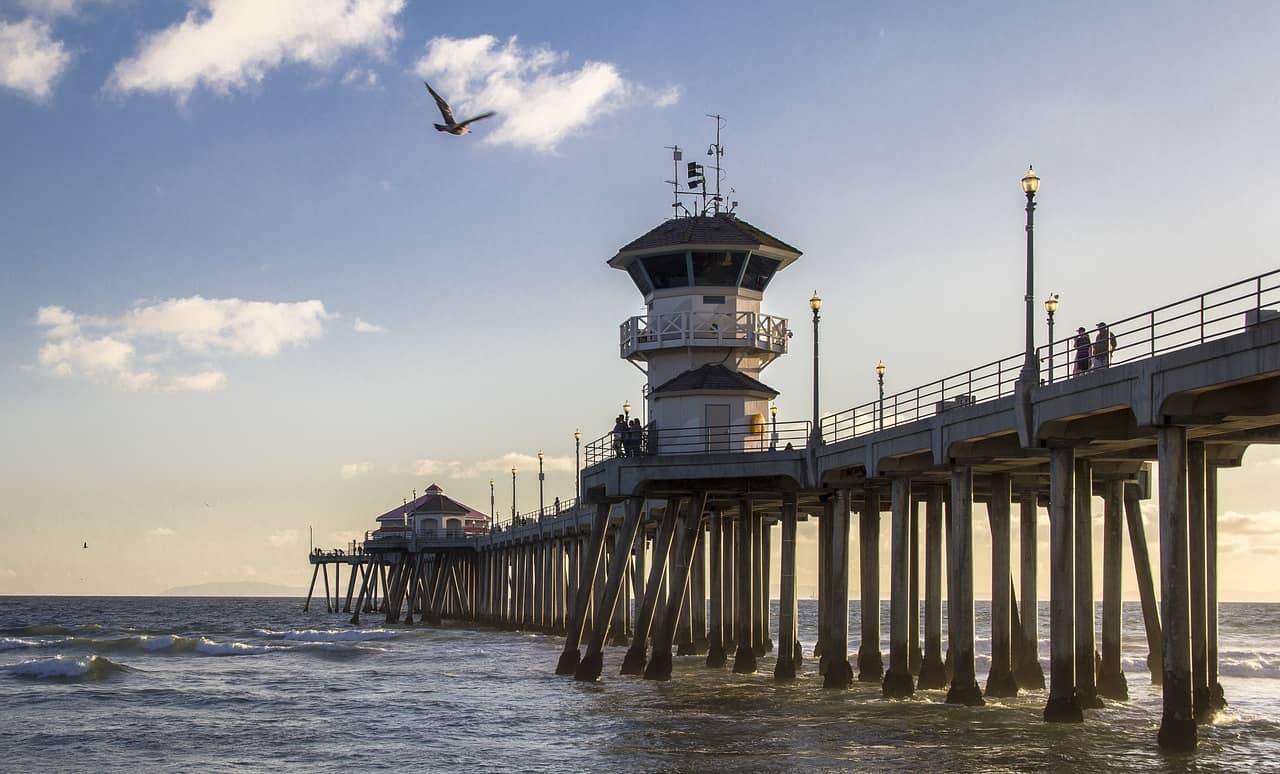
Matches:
[[663, 114, 737, 218]]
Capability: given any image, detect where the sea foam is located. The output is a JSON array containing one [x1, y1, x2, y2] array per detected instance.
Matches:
[[6, 655, 130, 680]]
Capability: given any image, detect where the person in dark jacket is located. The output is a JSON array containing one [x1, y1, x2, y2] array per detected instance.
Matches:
[[611, 415, 626, 457], [1093, 322, 1117, 369], [1073, 327, 1092, 375]]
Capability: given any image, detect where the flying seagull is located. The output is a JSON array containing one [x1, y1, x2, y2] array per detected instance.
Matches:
[[423, 81, 496, 136], [83, 542, 88, 549]]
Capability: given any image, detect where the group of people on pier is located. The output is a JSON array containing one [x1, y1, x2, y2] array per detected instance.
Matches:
[[611, 415, 647, 458], [1073, 322, 1118, 375]]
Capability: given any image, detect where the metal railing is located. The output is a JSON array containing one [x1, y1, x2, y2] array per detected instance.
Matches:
[[821, 352, 1025, 443], [821, 267, 1279, 443], [620, 311, 789, 358], [1039, 268, 1280, 384], [584, 419, 810, 465]]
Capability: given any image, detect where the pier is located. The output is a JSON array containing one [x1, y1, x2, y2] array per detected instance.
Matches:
[[306, 208, 1279, 752]]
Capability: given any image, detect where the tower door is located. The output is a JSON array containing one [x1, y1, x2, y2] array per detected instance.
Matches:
[[705, 403, 730, 452]]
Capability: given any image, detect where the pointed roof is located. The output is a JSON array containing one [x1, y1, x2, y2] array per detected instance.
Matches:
[[650, 363, 778, 398], [608, 214, 801, 267], [375, 483, 486, 523]]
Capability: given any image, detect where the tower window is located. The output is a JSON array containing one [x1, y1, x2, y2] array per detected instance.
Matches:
[[642, 253, 691, 290], [690, 251, 745, 286], [702, 295, 726, 305], [741, 254, 781, 292], [626, 261, 653, 294]]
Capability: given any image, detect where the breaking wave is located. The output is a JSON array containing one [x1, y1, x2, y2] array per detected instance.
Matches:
[[5, 655, 131, 681], [254, 628, 398, 643]]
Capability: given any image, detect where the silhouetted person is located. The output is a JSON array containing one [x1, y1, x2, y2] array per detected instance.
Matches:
[[1073, 327, 1091, 376], [626, 418, 642, 456], [611, 415, 626, 457], [1093, 322, 1116, 369]]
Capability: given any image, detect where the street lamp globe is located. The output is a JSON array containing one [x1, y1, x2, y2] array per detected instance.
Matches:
[[809, 290, 822, 312], [770, 403, 778, 417], [511, 466, 517, 475], [574, 429, 581, 442], [876, 360, 886, 379], [1044, 293, 1059, 315], [623, 400, 631, 417], [1022, 165, 1040, 195], [537, 449, 543, 461]]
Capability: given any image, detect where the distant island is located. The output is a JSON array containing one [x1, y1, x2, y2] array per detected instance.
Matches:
[[160, 581, 305, 597]]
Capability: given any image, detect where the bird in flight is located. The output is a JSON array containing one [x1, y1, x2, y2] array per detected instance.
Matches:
[[423, 81, 496, 136], [82, 542, 88, 549]]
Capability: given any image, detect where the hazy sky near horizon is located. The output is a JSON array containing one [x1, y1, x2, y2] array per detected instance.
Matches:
[[2, 0, 1278, 598]]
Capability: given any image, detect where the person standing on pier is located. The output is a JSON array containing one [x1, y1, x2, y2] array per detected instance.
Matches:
[[612, 415, 627, 457], [1093, 323, 1116, 369], [1074, 327, 1092, 375]]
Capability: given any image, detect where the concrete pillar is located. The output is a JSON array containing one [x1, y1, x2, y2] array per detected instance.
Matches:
[[609, 535, 628, 646], [986, 472, 1018, 697], [556, 502, 612, 674], [824, 490, 853, 688], [1124, 483, 1163, 684], [857, 487, 884, 682], [573, 498, 645, 680], [676, 561, 695, 656], [1157, 425, 1197, 751], [621, 502, 679, 675], [646, 494, 708, 681], [1074, 459, 1102, 709], [1206, 464, 1226, 711], [815, 506, 829, 658], [1015, 491, 1046, 688], [775, 494, 800, 680], [1188, 441, 1211, 720], [691, 518, 708, 653], [1044, 445, 1082, 721], [945, 465, 983, 706], [733, 497, 758, 674], [762, 519, 774, 653], [918, 484, 947, 689], [707, 511, 726, 667], [751, 509, 765, 657], [883, 476, 915, 698], [723, 516, 737, 661], [909, 496, 922, 674], [1097, 480, 1129, 700]]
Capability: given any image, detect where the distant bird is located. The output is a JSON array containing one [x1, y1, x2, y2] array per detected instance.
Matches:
[[423, 81, 495, 136], [83, 542, 88, 549]]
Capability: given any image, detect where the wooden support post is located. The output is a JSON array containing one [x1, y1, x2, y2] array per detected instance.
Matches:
[[1016, 491, 1046, 688], [1044, 446, 1082, 722], [909, 496, 921, 674], [815, 505, 828, 659], [918, 485, 947, 689], [1157, 425, 1197, 751], [342, 561, 358, 613], [1206, 463, 1226, 711], [723, 516, 737, 662], [857, 486, 883, 682], [1098, 480, 1129, 700], [574, 498, 646, 681], [751, 509, 765, 657], [321, 562, 333, 614], [761, 517, 773, 653], [1188, 441, 1212, 720], [690, 516, 708, 654], [1075, 458, 1102, 709], [645, 493, 708, 680], [556, 502, 611, 676], [775, 493, 800, 680], [733, 497, 759, 675], [884, 476, 915, 698], [824, 490, 852, 687], [986, 473, 1018, 697], [621, 501, 679, 675], [303, 563, 320, 612], [349, 560, 373, 625], [1124, 482, 1163, 684], [707, 511, 726, 667], [945, 465, 983, 706]]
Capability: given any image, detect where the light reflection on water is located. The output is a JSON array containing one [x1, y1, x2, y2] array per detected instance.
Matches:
[[0, 597, 1276, 773]]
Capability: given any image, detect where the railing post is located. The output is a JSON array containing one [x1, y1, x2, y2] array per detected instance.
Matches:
[[1151, 311, 1157, 357], [1200, 295, 1205, 344]]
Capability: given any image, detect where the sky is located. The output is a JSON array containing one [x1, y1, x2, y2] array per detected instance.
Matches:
[[1, 0, 1278, 598]]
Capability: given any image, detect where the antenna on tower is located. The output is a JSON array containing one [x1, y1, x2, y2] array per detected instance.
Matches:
[[664, 145, 682, 217], [706, 114, 726, 215]]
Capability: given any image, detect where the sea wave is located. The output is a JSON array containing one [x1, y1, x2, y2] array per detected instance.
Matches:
[[255, 628, 398, 643], [5, 655, 131, 681]]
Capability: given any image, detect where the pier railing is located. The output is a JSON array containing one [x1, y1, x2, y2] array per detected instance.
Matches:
[[584, 419, 810, 465], [1038, 267, 1280, 384], [620, 311, 789, 359], [821, 267, 1280, 443]]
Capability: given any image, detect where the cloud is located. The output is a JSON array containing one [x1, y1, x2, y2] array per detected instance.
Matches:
[[1219, 510, 1280, 536], [0, 18, 71, 101], [413, 34, 679, 151], [409, 451, 575, 480], [168, 370, 227, 392], [148, 527, 175, 537], [340, 66, 378, 89], [340, 461, 374, 480], [34, 297, 329, 391], [329, 530, 361, 545], [266, 529, 298, 547], [108, 0, 405, 103], [352, 317, 385, 333], [15, 0, 105, 19]]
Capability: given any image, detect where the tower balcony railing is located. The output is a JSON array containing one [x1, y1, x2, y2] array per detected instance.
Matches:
[[584, 419, 811, 466], [620, 311, 789, 359]]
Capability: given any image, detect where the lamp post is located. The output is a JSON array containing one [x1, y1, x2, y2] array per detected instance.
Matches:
[[876, 359, 886, 430], [489, 478, 495, 530], [770, 403, 778, 450], [1045, 292, 1059, 382], [810, 291, 822, 445], [623, 400, 631, 420], [537, 449, 545, 517], [574, 429, 582, 501], [511, 466, 517, 522], [1020, 165, 1041, 383]]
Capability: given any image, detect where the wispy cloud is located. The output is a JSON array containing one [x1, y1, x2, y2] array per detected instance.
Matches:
[[353, 317, 386, 334], [148, 527, 175, 537], [0, 17, 71, 101], [410, 451, 575, 480], [108, 0, 404, 103], [34, 296, 329, 391], [413, 34, 679, 152], [340, 461, 374, 480], [266, 529, 298, 548]]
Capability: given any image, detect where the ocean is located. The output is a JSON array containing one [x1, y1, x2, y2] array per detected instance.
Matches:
[[1, 596, 1277, 773]]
